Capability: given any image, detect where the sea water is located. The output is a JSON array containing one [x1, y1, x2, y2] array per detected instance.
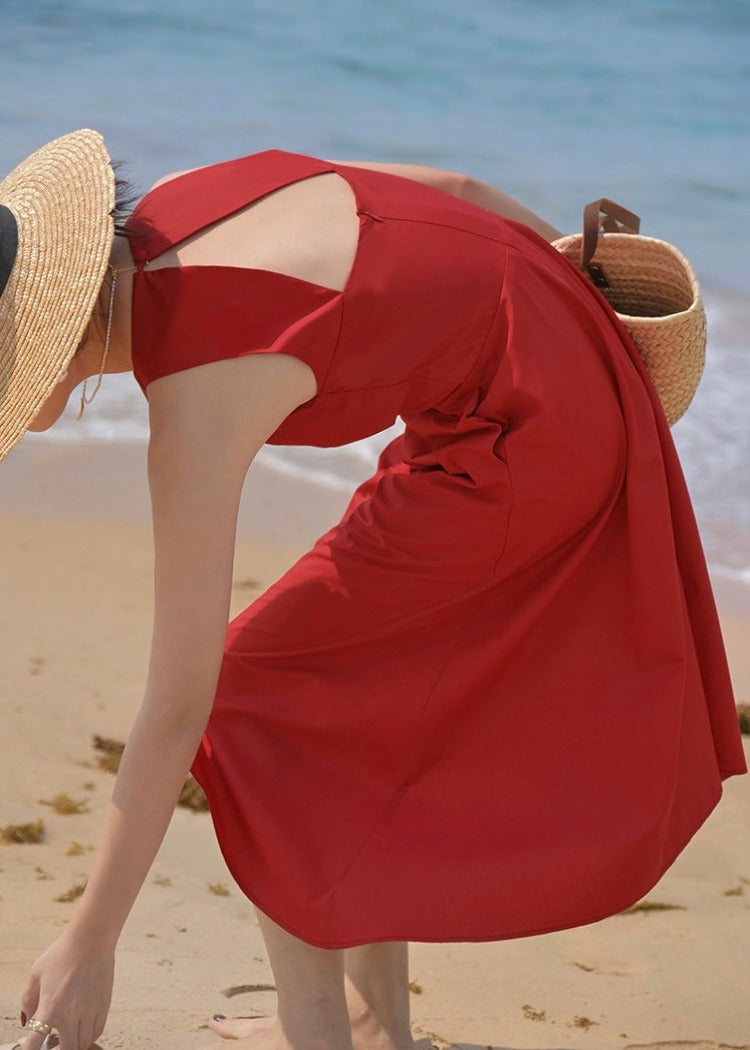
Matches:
[[3, 0, 749, 579]]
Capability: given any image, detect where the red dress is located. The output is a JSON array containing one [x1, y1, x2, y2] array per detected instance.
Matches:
[[127, 149, 746, 948]]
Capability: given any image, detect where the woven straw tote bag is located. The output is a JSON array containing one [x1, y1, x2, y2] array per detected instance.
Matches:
[[553, 198, 706, 425]]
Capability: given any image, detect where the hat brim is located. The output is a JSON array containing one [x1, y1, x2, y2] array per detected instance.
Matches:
[[0, 129, 115, 460]]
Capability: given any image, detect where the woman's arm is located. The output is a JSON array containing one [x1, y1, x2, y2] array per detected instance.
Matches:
[[152, 159, 562, 242], [20, 352, 316, 1050], [329, 160, 563, 242]]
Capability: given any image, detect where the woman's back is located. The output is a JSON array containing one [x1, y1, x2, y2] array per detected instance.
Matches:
[[148, 169, 360, 294]]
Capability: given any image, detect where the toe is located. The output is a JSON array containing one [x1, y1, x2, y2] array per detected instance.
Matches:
[[209, 1016, 267, 1040], [210, 1015, 238, 1040]]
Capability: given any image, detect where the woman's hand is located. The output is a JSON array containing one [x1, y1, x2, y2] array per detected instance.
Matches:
[[20, 929, 114, 1050]]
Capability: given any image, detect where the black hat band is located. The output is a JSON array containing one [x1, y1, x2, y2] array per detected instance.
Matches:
[[0, 205, 19, 297]]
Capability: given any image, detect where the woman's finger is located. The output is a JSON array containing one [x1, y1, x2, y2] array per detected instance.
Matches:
[[89, 1008, 105, 1049], [59, 1014, 91, 1050], [49, 1022, 75, 1050], [19, 980, 40, 1030], [75, 1018, 95, 1050]]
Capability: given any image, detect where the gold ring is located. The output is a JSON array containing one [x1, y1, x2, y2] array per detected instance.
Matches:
[[26, 1019, 53, 1036]]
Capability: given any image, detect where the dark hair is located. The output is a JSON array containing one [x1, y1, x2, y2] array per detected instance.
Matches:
[[111, 164, 141, 238]]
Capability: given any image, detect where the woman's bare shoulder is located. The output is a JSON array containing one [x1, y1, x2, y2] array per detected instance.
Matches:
[[148, 167, 199, 191]]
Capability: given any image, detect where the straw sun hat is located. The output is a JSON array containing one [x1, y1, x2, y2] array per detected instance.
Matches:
[[553, 199, 706, 426], [0, 129, 115, 461]]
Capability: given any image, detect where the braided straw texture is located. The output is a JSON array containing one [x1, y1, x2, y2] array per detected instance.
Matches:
[[553, 232, 706, 425], [0, 130, 114, 460]]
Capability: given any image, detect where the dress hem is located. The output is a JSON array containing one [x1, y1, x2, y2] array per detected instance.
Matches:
[[202, 773, 730, 950]]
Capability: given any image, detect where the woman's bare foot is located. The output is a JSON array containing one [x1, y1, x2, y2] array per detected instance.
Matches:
[[203, 1015, 289, 1050], [209, 1013, 414, 1050], [210, 1016, 270, 1041]]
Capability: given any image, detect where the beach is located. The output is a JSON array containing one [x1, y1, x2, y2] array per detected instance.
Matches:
[[4, 0, 749, 580], [0, 441, 748, 1050], [2, 4, 749, 1044]]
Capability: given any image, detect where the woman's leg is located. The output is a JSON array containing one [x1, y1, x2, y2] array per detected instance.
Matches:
[[207, 908, 353, 1050], [344, 943, 414, 1050], [211, 928, 413, 1050]]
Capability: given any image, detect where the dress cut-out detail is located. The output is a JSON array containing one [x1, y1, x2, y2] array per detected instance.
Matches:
[[143, 172, 361, 294]]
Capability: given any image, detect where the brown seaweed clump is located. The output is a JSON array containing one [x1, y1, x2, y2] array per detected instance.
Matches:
[[737, 703, 750, 735], [92, 735, 125, 774], [570, 1016, 599, 1029], [39, 794, 89, 815], [55, 880, 87, 903], [178, 776, 209, 812], [621, 899, 686, 914], [66, 841, 91, 857], [723, 877, 750, 897], [0, 820, 45, 844]]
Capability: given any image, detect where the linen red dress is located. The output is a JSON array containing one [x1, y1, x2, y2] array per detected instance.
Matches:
[[127, 149, 746, 948]]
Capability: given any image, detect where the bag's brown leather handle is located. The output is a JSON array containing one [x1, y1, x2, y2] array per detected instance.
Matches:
[[581, 198, 641, 270]]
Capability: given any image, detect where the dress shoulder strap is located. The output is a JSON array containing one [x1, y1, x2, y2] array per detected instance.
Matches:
[[126, 149, 333, 264]]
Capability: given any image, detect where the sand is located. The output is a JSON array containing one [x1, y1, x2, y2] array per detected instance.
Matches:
[[0, 440, 748, 1050]]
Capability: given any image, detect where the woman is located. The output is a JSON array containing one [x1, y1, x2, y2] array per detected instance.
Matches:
[[1, 130, 745, 1050]]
